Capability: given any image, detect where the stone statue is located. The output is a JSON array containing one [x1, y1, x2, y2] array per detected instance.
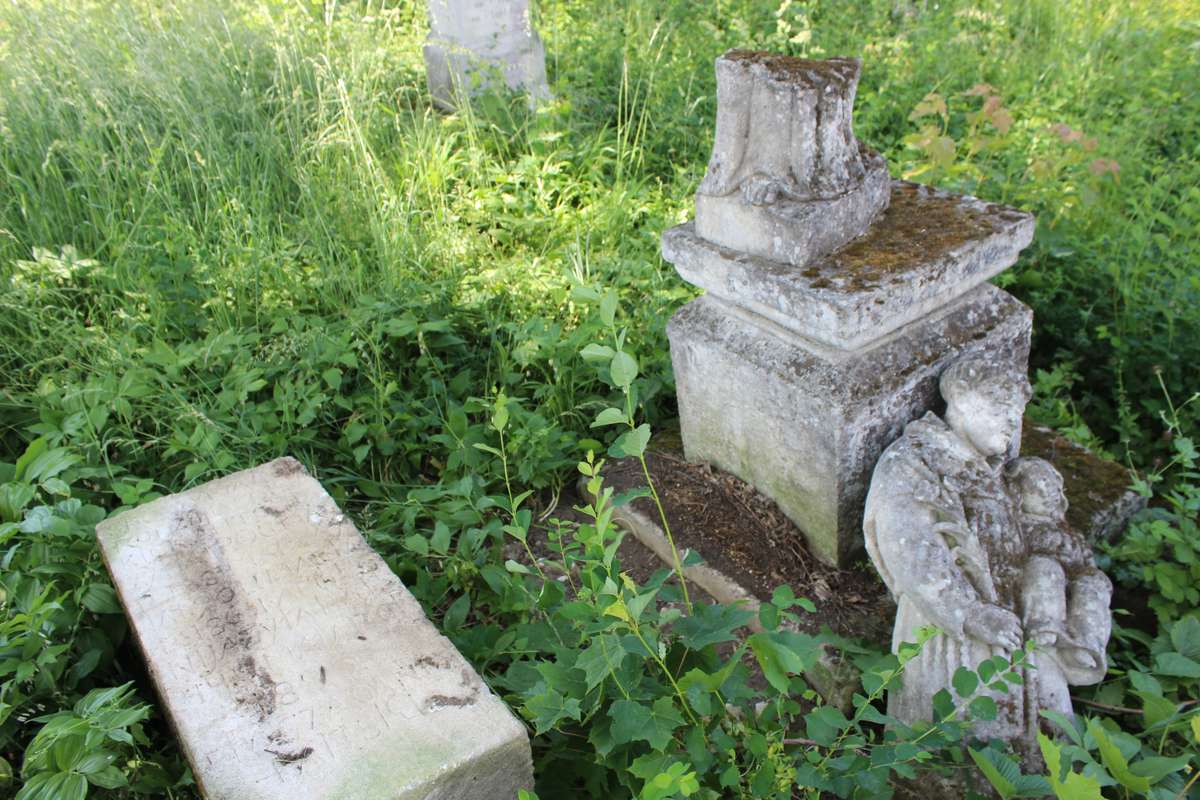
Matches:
[[693, 51, 891, 266], [862, 355, 1112, 752]]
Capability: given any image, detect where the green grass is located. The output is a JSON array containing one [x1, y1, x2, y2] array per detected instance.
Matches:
[[0, 0, 1197, 795]]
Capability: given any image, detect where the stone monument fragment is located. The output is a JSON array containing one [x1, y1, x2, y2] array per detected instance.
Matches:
[[695, 52, 890, 266], [424, 0, 551, 109], [664, 50, 1035, 566], [863, 355, 1111, 753], [97, 458, 532, 800]]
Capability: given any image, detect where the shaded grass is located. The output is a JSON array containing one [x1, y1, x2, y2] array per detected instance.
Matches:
[[0, 0, 1197, 791]]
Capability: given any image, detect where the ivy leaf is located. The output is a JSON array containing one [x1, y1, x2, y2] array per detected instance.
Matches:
[[672, 603, 755, 650], [609, 697, 684, 750]]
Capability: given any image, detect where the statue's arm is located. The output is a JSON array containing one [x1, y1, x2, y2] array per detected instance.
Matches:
[[870, 496, 984, 640]]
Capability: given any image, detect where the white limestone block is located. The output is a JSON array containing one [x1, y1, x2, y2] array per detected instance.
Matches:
[[97, 458, 532, 800]]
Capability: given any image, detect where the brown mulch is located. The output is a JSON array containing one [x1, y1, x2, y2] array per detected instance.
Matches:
[[603, 448, 894, 645]]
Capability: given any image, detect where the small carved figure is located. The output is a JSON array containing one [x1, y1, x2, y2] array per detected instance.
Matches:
[[863, 354, 1112, 754]]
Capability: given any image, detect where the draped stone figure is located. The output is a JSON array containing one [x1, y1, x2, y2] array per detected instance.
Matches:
[[863, 355, 1111, 752]]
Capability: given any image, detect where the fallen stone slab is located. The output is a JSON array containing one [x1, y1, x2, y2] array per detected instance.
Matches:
[[97, 458, 532, 800]]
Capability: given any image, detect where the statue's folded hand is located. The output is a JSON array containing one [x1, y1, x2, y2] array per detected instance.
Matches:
[[963, 603, 1023, 652]]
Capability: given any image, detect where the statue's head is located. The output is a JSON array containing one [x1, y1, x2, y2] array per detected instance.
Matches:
[[940, 355, 1032, 458], [1005, 457, 1068, 519]]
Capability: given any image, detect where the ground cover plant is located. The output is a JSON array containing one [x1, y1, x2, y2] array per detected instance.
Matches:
[[0, 0, 1197, 797]]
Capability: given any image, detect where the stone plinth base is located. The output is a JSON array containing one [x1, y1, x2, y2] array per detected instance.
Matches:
[[667, 286, 1032, 567]]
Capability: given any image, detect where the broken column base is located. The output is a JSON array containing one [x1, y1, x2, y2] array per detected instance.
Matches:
[[668, 284, 1032, 567]]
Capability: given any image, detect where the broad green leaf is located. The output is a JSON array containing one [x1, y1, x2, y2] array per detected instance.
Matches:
[[591, 407, 628, 428], [599, 290, 619, 325], [953, 666, 979, 698], [969, 695, 998, 721], [429, 521, 452, 556], [672, 603, 755, 650], [804, 705, 849, 747], [1153, 652, 1200, 678], [747, 631, 808, 693], [1087, 720, 1151, 793], [611, 424, 651, 459], [610, 351, 638, 388], [609, 697, 684, 750], [580, 343, 615, 363], [1170, 616, 1200, 659], [1039, 733, 1103, 800]]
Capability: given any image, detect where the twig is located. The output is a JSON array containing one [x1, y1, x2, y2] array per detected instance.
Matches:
[[1072, 697, 1140, 715]]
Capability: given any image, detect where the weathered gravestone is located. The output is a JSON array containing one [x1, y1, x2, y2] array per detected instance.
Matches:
[[424, 0, 551, 109], [97, 458, 532, 800], [663, 50, 1035, 566]]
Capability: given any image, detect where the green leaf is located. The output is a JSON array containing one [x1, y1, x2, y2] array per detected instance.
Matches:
[[611, 424, 651, 459], [970, 747, 1018, 799], [403, 534, 429, 556], [748, 631, 809, 693], [321, 367, 342, 389], [429, 521, 452, 556], [1169, 616, 1200, 659], [1087, 720, 1151, 793], [80, 584, 121, 615], [673, 603, 755, 650], [1039, 733, 1103, 800], [591, 407, 628, 428], [523, 684, 582, 734], [1153, 652, 1200, 678], [577, 635, 626, 691], [953, 666, 979, 698], [609, 697, 684, 750], [804, 705, 849, 747], [969, 695, 998, 721], [580, 343, 615, 363], [610, 351, 638, 388], [599, 290, 619, 326]]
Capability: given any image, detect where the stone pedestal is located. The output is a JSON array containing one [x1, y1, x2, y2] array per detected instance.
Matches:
[[425, 0, 551, 109], [97, 458, 532, 800], [664, 50, 1037, 566], [666, 178, 1035, 566]]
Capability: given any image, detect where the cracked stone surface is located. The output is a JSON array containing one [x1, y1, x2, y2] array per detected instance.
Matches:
[[666, 181, 1035, 350], [424, 0, 550, 109], [692, 51, 890, 266], [97, 458, 531, 800]]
